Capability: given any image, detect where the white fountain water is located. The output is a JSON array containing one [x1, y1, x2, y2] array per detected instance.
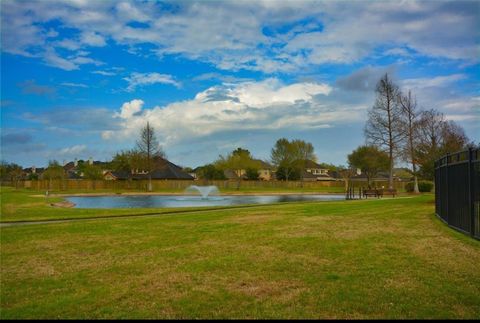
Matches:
[[184, 185, 220, 199]]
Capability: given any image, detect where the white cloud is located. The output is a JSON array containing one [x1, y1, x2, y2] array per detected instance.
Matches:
[[123, 72, 181, 92], [80, 31, 106, 47], [116, 99, 144, 119], [60, 82, 88, 88], [59, 144, 87, 156], [92, 70, 116, 76], [401, 74, 467, 90], [2, 1, 478, 73], [103, 79, 360, 146]]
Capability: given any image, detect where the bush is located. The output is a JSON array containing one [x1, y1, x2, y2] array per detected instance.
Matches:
[[405, 181, 434, 192]]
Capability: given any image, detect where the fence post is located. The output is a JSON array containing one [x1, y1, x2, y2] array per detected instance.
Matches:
[[468, 148, 474, 237]]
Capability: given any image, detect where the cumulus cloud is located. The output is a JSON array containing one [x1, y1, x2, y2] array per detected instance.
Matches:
[[123, 72, 181, 92], [116, 99, 144, 119], [102, 79, 361, 146]]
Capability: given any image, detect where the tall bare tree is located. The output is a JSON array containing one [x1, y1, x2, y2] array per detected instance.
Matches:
[[364, 73, 404, 189], [416, 110, 470, 179], [136, 122, 164, 191], [398, 90, 420, 193]]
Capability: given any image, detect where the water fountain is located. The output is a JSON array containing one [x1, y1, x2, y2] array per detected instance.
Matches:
[[184, 185, 220, 199]]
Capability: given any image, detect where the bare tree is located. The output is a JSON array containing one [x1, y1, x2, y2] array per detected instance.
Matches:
[[416, 110, 470, 179], [398, 90, 420, 193], [136, 122, 164, 191], [364, 73, 404, 189]]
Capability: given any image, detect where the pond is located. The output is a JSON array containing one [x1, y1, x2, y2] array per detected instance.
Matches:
[[66, 194, 346, 209]]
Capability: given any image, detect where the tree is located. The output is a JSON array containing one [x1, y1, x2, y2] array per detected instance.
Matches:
[[271, 138, 316, 183], [364, 73, 404, 189], [216, 148, 261, 190], [111, 149, 146, 174], [136, 122, 164, 191], [196, 164, 226, 181], [0, 161, 24, 188], [291, 139, 316, 187], [245, 167, 260, 180], [271, 138, 296, 181], [415, 110, 470, 179], [398, 90, 421, 193], [42, 160, 65, 190], [275, 165, 301, 181], [347, 145, 389, 187]]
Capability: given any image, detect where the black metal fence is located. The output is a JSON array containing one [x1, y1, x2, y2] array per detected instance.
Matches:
[[434, 147, 480, 240]]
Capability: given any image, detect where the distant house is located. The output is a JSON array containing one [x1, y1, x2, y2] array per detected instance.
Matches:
[[23, 166, 45, 179], [256, 160, 275, 181], [303, 160, 336, 181], [104, 157, 194, 180], [223, 159, 275, 181]]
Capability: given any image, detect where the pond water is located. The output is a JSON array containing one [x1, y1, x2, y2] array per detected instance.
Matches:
[[66, 194, 345, 209]]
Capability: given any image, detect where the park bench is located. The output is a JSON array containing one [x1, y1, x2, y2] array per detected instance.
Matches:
[[379, 188, 397, 197], [363, 189, 380, 198]]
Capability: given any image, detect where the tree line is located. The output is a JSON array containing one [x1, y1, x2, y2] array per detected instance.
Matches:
[[350, 73, 473, 192]]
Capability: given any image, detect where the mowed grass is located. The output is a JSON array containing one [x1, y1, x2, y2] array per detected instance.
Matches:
[[1, 191, 479, 319]]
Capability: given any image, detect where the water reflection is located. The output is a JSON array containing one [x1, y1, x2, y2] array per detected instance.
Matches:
[[66, 194, 345, 209]]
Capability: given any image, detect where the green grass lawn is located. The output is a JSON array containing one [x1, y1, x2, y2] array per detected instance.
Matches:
[[0, 188, 479, 319]]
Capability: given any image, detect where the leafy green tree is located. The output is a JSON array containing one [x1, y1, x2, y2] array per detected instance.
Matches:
[[245, 167, 260, 180], [111, 149, 147, 173], [347, 145, 389, 187], [42, 160, 65, 190], [83, 164, 103, 180], [271, 138, 298, 181], [0, 161, 24, 188], [275, 165, 301, 181], [291, 139, 316, 186], [271, 138, 316, 183], [196, 164, 226, 180], [216, 148, 261, 189]]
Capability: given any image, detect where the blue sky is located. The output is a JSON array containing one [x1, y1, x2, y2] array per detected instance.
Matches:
[[1, 0, 479, 169]]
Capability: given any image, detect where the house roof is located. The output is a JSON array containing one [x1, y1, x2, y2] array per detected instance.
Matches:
[[105, 157, 194, 180], [149, 163, 194, 180], [253, 159, 274, 169], [304, 160, 323, 169]]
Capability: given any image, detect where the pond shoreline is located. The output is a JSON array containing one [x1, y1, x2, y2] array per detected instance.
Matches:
[[33, 191, 344, 198]]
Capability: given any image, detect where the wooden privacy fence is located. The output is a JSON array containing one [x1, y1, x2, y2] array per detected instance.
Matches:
[[8, 179, 407, 192], [435, 147, 480, 240]]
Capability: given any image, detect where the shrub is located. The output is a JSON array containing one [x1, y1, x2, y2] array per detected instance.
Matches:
[[405, 181, 434, 192]]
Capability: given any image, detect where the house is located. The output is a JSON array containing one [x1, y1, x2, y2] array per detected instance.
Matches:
[[303, 160, 336, 181], [104, 157, 194, 180], [222, 159, 275, 181], [256, 160, 275, 181], [23, 166, 45, 179]]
